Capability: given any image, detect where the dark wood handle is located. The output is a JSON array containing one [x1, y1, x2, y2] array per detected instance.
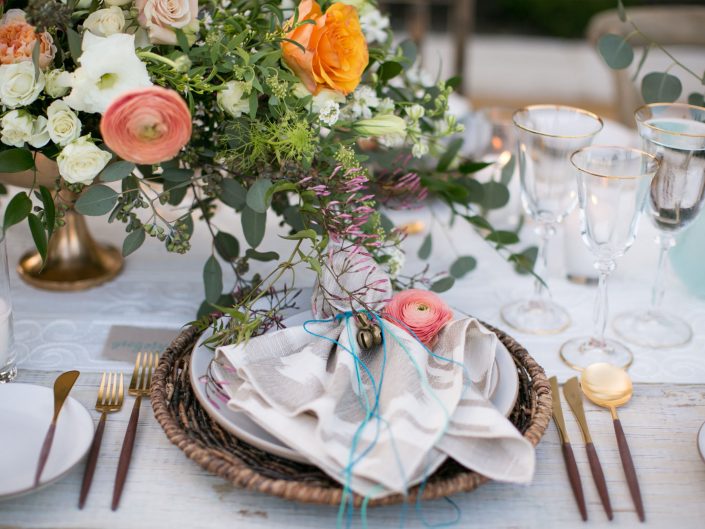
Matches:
[[112, 396, 142, 511], [561, 442, 587, 521], [614, 418, 645, 522], [78, 412, 107, 509], [35, 421, 56, 487], [585, 442, 613, 520]]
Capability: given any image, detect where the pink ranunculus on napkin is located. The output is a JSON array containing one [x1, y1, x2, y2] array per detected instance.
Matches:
[[214, 247, 535, 498]]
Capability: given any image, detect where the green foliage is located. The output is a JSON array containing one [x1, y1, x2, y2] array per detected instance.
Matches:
[[241, 206, 266, 247], [123, 228, 146, 257], [27, 213, 47, 263], [3, 193, 32, 231], [203, 256, 223, 303], [641, 72, 682, 103], [74, 185, 118, 216], [449, 256, 477, 279], [417, 233, 432, 260], [430, 276, 455, 293], [100, 161, 135, 182], [0, 149, 34, 173], [597, 34, 634, 70]]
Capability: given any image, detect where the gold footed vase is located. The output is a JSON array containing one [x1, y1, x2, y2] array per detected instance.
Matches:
[[2, 157, 123, 291], [18, 209, 123, 291]]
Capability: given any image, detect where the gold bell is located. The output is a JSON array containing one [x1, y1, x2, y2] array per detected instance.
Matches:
[[357, 328, 374, 350], [371, 325, 382, 346]]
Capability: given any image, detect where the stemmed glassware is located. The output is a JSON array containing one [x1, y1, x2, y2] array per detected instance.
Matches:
[[501, 105, 603, 334], [560, 146, 659, 370], [613, 103, 705, 348]]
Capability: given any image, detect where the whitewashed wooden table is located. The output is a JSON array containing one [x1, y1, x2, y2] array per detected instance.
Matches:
[[2, 118, 705, 527]]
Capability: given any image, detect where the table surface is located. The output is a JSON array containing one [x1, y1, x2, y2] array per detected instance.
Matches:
[[3, 121, 705, 528]]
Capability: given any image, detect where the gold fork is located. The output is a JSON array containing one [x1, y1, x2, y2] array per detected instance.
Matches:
[[111, 352, 158, 511], [79, 372, 124, 509]]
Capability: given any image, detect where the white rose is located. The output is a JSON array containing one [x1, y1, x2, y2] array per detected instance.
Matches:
[[57, 136, 112, 185], [0, 110, 34, 147], [64, 33, 152, 114], [45, 69, 72, 98], [28, 116, 50, 148], [47, 100, 82, 146], [0, 62, 45, 109], [217, 81, 250, 118], [104, 0, 133, 6], [83, 6, 126, 37]]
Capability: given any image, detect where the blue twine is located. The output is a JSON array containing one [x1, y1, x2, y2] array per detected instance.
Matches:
[[303, 311, 468, 529]]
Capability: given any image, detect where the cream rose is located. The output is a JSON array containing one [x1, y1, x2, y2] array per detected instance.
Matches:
[[135, 0, 199, 45], [1, 110, 33, 147], [83, 6, 126, 37], [57, 136, 112, 185], [104, 0, 133, 7], [29, 115, 50, 148], [0, 62, 45, 108], [45, 69, 72, 98], [217, 81, 249, 118], [47, 100, 82, 146]]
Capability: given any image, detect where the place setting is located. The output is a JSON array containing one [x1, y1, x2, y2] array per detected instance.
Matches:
[[0, 0, 705, 527]]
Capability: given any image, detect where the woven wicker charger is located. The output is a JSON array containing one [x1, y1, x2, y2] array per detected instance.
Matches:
[[151, 321, 552, 507]]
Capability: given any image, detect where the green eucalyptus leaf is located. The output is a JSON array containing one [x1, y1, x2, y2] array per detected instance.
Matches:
[[27, 213, 47, 262], [464, 214, 492, 231], [399, 40, 417, 68], [246, 178, 273, 213], [67, 27, 82, 61], [245, 249, 280, 261], [458, 160, 492, 174], [597, 34, 634, 70], [436, 138, 463, 172], [617, 0, 627, 22], [203, 255, 223, 303], [500, 155, 516, 185], [641, 72, 682, 103], [688, 92, 704, 107], [418, 233, 432, 260], [0, 148, 34, 173], [100, 161, 134, 182], [38, 186, 55, 238], [221, 179, 247, 211], [449, 256, 477, 279], [281, 228, 317, 240], [164, 179, 188, 206], [3, 192, 32, 230], [379, 61, 403, 81], [161, 168, 193, 182], [482, 181, 510, 210], [430, 276, 455, 293], [214, 231, 240, 261], [486, 230, 519, 245], [122, 228, 145, 257], [511, 246, 539, 275], [241, 206, 266, 247], [74, 185, 118, 216]]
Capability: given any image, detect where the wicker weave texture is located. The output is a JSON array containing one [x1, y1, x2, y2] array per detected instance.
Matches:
[[151, 322, 552, 506]]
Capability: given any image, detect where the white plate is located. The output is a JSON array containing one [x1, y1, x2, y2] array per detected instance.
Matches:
[[0, 383, 94, 500], [190, 311, 520, 463]]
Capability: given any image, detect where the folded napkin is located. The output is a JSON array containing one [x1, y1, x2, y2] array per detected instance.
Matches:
[[215, 248, 534, 498]]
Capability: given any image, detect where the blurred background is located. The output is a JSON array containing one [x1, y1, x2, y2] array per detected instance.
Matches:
[[380, 0, 705, 124]]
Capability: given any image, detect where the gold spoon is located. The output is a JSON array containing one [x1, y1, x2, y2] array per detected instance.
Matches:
[[581, 363, 645, 522]]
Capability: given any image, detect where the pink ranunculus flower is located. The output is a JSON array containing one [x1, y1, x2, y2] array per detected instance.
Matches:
[[135, 0, 199, 45], [100, 86, 192, 165], [385, 289, 453, 347], [0, 9, 56, 69]]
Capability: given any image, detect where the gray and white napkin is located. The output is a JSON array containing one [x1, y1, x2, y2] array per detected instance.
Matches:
[[215, 249, 534, 498]]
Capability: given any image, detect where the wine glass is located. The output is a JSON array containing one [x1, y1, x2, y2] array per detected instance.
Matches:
[[501, 105, 603, 334], [560, 146, 659, 370], [613, 103, 705, 348]]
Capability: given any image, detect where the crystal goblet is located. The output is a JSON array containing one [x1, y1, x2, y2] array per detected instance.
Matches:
[[501, 105, 603, 334], [560, 146, 659, 370], [613, 103, 705, 348]]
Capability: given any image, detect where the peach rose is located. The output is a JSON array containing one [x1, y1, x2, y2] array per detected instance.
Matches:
[[0, 9, 56, 69], [282, 0, 368, 95], [135, 0, 199, 45], [100, 86, 192, 165], [385, 289, 453, 347]]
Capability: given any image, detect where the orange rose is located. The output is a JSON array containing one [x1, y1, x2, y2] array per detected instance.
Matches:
[[0, 9, 55, 69], [282, 0, 368, 95]]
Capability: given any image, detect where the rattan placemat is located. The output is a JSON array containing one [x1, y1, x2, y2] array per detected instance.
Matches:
[[151, 322, 552, 506]]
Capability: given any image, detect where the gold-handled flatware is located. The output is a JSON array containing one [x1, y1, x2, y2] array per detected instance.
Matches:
[[79, 372, 124, 509], [112, 352, 158, 510], [564, 377, 613, 520], [35, 370, 80, 487], [549, 376, 587, 521], [581, 363, 645, 522]]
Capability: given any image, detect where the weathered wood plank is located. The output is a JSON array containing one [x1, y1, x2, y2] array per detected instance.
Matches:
[[2, 371, 704, 529]]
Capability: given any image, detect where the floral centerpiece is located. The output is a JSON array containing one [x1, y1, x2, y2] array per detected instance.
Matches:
[[0, 0, 531, 339]]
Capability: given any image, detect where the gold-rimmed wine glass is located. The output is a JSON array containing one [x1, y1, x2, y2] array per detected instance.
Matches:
[[501, 105, 603, 334], [613, 103, 705, 348], [560, 146, 659, 370]]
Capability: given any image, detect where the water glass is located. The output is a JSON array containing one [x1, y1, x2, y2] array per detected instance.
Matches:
[[560, 146, 659, 370], [613, 103, 705, 348], [0, 231, 15, 382], [501, 105, 603, 334]]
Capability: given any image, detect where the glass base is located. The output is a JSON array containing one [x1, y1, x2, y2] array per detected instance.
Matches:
[[500, 299, 571, 335], [613, 309, 693, 348], [560, 336, 633, 371], [0, 364, 17, 383]]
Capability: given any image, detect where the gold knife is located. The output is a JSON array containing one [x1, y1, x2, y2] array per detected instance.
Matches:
[[564, 377, 613, 520], [35, 370, 80, 486], [550, 376, 587, 521]]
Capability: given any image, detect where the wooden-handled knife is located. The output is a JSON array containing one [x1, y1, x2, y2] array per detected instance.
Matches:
[[564, 377, 613, 520], [549, 376, 587, 522]]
